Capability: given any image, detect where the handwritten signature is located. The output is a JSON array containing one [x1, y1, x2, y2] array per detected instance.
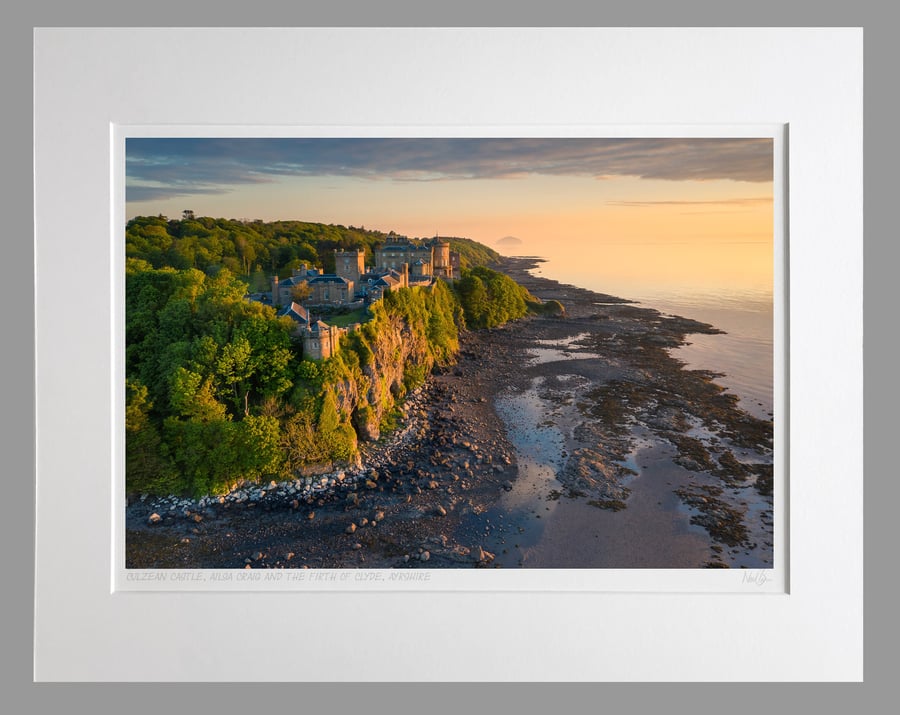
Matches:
[[741, 570, 771, 587]]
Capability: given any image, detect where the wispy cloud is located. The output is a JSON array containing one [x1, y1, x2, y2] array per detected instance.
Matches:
[[607, 197, 774, 208], [126, 137, 773, 203], [126, 184, 236, 202]]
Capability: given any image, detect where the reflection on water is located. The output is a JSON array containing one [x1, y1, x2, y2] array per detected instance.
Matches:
[[650, 297, 773, 420], [512, 240, 774, 421], [527, 332, 595, 365], [495, 382, 565, 507]]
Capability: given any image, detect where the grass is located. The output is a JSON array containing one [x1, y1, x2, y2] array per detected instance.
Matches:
[[326, 307, 371, 327]]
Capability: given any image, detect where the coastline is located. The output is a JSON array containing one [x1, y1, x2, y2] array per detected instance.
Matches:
[[126, 256, 774, 569]]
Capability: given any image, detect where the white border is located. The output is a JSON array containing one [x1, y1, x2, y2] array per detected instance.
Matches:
[[35, 28, 862, 681], [112, 123, 787, 594]]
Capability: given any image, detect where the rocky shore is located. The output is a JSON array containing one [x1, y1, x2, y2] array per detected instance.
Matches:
[[126, 256, 774, 569]]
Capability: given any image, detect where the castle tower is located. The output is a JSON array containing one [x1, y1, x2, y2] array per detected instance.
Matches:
[[431, 237, 451, 278], [335, 248, 365, 283], [303, 321, 334, 360]]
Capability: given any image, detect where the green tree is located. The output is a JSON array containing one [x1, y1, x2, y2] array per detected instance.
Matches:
[[290, 281, 311, 303], [455, 266, 529, 328], [125, 379, 179, 495]]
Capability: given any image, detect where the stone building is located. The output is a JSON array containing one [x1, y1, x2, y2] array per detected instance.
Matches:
[[307, 274, 355, 306], [276, 301, 310, 336], [302, 320, 346, 361], [374, 236, 432, 272], [373, 236, 458, 279], [335, 248, 366, 283], [271, 265, 321, 307], [410, 258, 431, 280], [277, 302, 349, 361], [429, 237, 454, 279], [449, 250, 461, 277]]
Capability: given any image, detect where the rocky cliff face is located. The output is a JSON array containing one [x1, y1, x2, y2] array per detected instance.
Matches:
[[326, 284, 458, 446], [342, 313, 427, 441], [361, 314, 422, 440]]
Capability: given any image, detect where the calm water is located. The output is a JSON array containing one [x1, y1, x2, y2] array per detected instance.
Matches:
[[506, 240, 774, 420]]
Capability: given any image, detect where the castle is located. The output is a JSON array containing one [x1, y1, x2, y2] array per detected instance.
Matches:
[[373, 236, 456, 279], [269, 237, 460, 360], [274, 300, 353, 361]]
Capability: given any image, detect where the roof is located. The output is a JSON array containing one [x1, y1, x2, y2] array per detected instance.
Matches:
[[308, 274, 351, 285], [278, 301, 310, 324], [375, 274, 400, 287], [378, 239, 429, 251]]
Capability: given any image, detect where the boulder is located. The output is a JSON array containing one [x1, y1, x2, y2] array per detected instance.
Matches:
[[148, 513, 162, 525]]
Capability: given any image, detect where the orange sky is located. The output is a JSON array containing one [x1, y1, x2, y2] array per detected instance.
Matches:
[[126, 137, 774, 297]]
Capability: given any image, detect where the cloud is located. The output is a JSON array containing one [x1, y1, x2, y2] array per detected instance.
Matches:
[[607, 197, 774, 208], [126, 137, 774, 203], [125, 184, 234, 202]]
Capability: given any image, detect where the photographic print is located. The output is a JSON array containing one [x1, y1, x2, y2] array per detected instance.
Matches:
[[123, 136, 776, 572]]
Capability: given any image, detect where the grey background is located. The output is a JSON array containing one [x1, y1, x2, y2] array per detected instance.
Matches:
[[5, 0, 887, 708]]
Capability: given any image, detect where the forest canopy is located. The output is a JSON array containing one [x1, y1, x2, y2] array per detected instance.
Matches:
[[125, 216, 545, 499], [126, 215, 500, 286]]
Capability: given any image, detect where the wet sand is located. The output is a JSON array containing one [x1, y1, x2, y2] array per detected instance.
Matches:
[[126, 257, 774, 569]]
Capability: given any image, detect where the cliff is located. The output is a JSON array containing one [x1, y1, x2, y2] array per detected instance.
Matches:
[[266, 280, 462, 485]]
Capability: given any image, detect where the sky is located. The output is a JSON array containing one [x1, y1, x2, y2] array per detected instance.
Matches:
[[126, 137, 774, 247]]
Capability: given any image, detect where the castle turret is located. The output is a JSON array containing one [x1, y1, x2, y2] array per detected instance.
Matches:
[[431, 237, 452, 278], [302, 320, 346, 361], [335, 249, 365, 283]]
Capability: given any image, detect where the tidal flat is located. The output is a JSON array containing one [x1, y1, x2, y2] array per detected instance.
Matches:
[[126, 257, 774, 569]]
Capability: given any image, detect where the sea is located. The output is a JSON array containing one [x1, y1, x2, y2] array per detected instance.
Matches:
[[503, 239, 775, 421]]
